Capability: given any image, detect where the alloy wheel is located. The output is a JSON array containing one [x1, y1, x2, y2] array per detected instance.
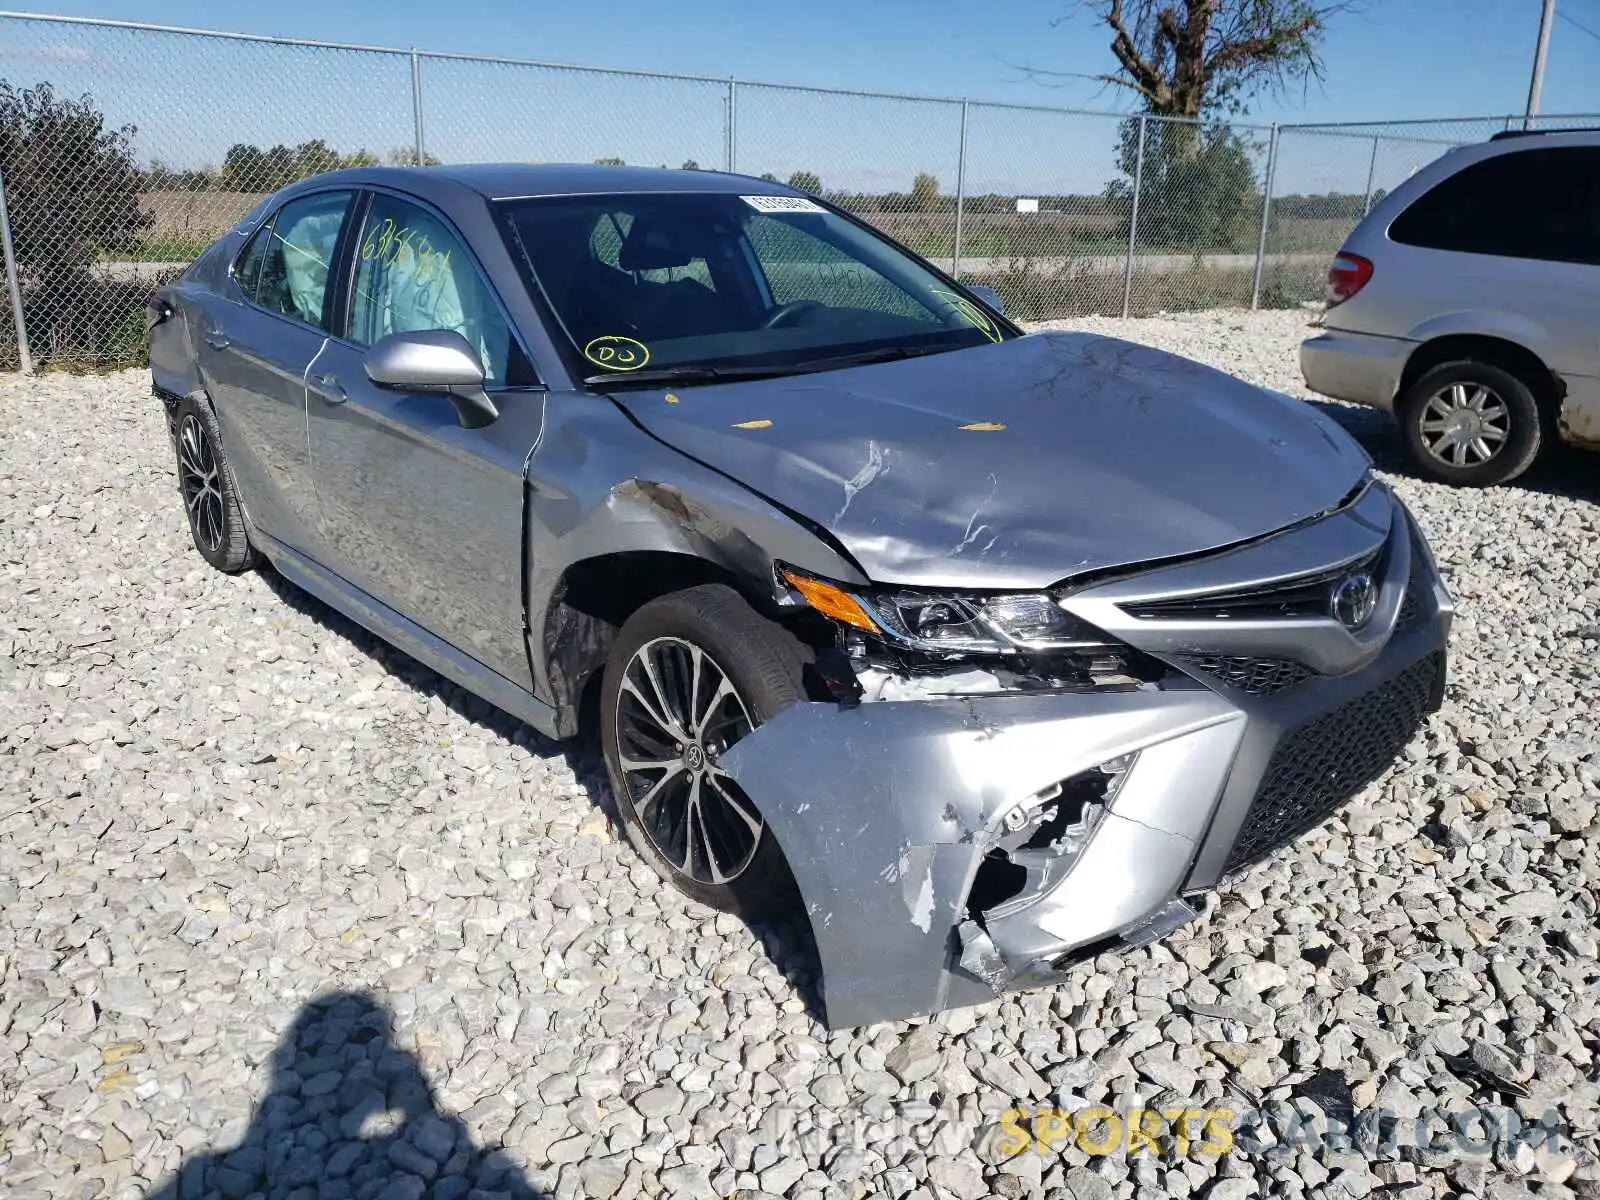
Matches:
[[177, 413, 226, 553], [614, 636, 764, 886], [1418, 382, 1510, 468]]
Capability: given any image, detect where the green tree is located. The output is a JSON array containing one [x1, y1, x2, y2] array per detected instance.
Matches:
[[911, 172, 939, 210], [787, 170, 821, 194], [293, 138, 343, 177], [0, 81, 151, 366], [385, 146, 441, 166], [680, 159, 700, 171], [594, 156, 626, 166], [142, 159, 217, 191], [1109, 118, 1259, 250], [221, 142, 266, 190], [219, 139, 379, 191]]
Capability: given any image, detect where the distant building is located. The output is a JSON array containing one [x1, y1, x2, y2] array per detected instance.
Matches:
[[1015, 198, 1039, 214]]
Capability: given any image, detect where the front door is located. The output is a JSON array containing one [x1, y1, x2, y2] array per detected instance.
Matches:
[[306, 189, 544, 691], [200, 189, 354, 551]]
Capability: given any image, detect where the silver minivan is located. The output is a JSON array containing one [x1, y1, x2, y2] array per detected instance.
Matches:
[[1300, 130, 1600, 486]]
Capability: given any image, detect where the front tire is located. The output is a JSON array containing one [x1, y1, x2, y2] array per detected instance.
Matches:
[[172, 395, 257, 572], [1397, 360, 1546, 487], [599, 584, 805, 918]]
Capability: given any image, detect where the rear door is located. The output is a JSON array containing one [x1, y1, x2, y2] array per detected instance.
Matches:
[[200, 189, 355, 552], [305, 188, 545, 691]]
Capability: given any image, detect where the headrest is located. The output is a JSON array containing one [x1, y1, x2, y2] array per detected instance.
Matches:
[[618, 216, 708, 272]]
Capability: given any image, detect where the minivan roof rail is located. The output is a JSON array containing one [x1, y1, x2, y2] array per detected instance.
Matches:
[[1489, 127, 1600, 141]]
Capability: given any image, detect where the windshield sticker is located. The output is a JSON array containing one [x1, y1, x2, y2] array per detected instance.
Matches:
[[932, 289, 1002, 343], [732, 419, 773, 430], [583, 335, 651, 371], [959, 421, 1007, 432], [742, 195, 826, 214]]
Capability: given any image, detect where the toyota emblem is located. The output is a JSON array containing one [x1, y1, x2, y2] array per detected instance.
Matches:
[[1332, 571, 1378, 631]]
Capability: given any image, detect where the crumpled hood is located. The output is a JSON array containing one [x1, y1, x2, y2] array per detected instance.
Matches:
[[611, 331, 1371, 589]]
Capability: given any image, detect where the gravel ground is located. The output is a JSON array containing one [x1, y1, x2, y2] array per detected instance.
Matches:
[[2, 308, 1597, 1200]]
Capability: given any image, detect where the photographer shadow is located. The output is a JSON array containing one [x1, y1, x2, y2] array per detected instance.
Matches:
[[148, 992, 548, 1200]]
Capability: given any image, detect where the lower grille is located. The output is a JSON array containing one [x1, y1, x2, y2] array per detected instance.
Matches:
[[1182, 655, 1314, 697], [1224, 652, 1440, 873]]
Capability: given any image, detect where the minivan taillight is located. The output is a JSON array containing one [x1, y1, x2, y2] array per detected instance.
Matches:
[[1326, 253, 1374, 307]]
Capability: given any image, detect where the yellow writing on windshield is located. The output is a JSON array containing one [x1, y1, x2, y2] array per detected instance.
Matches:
[[932, 288, 1002, 343], [584, 335, 651, 371]]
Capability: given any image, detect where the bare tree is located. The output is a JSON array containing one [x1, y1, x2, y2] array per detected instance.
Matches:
[[1036, 1, 1355, 117]]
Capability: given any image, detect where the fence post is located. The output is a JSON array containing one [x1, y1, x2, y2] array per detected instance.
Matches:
[[1250, 124, 1280, 312], [1121, 115, 1147, 320], [726, 79, 738, 172], [0, 164, 31, 375], [410, 49, 426, 164], [1362, 135, 1380, 215], [952, 99, 969, 279]]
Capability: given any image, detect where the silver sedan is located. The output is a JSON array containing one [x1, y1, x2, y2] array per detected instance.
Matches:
[[149, 164, 1452, 1027]]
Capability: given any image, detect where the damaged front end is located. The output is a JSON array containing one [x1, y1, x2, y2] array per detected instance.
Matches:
[[716, 484, 1450, 1028], [715, 674, 1245, 1027]]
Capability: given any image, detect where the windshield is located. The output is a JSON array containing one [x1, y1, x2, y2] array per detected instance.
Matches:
[[496, 191, 1011, 384]]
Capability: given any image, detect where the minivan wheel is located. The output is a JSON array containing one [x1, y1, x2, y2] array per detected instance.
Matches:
[[1397, 360, 1545, 487], [172, 395, 258, 572], [599, 584, 806, 918]]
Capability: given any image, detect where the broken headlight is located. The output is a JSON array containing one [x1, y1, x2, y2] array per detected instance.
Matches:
[[862, 591, 1111, 653], [780, 568, 1112, 655]]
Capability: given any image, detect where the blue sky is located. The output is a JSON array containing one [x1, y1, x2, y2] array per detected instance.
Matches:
[[2, 1, 1597, 195]]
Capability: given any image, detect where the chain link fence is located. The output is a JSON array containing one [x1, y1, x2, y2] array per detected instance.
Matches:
[[2, 10, 1597, 371]]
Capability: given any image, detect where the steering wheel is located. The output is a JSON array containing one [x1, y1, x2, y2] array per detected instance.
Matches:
[[761, 299, 825, 330]]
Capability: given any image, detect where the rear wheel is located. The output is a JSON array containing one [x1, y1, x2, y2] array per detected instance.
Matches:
[[1397, 360, 1546, 486], [599, 584, 805, 917], [173, 395, 257, 572]]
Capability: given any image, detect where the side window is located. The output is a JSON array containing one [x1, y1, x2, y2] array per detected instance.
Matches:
[[255, 191, 354, 326], [745, 214, 935, 320], [233, 224, 272, 300], [347, 194, 513, 383], [1391, 148, 1600, 265]]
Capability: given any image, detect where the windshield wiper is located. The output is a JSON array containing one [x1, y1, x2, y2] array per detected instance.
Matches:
[[583, 363, 800, 388], [787, 343, 958, 371], [583, 343, 963, 390]]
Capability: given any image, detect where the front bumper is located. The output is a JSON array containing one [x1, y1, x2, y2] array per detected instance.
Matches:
[[719, 488, 1453, 1028], [1300, 327, 1413, 411]]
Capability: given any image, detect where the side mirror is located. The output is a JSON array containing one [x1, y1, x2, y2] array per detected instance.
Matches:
[[363, 329, 499, 429], [966, 284, 1005, 316]]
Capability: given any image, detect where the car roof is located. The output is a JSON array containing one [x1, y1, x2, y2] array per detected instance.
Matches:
[[291, 162, 802, 202]]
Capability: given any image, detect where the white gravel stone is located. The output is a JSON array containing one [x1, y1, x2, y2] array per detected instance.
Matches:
[[2, 317, 1597, 1198]]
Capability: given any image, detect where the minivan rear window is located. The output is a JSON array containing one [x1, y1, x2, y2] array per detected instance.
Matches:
[[1389, 146, 1600, 266]]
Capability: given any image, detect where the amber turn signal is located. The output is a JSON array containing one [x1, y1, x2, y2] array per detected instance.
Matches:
[[779, 569, 880, 633]]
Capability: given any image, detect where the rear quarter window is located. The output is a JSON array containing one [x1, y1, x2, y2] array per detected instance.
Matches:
[[1389, 146, 1600, 266]]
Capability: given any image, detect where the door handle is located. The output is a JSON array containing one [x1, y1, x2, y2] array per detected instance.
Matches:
[[314, 372, 347, 404]]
